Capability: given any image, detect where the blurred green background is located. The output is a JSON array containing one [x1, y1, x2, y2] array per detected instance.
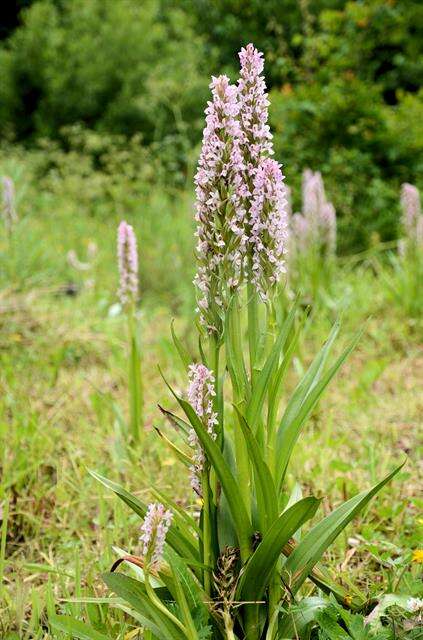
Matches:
[[1, 0, 422, 253]]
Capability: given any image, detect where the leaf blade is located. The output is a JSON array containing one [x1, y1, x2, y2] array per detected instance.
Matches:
[[237, 497, 321, 602], [284, 463, 404, 593]]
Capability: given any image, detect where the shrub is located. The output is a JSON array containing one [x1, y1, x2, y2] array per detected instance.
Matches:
[[0, 0, 208, 145]]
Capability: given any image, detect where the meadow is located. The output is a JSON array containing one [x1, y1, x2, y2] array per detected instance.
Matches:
[[0, 3, 422, 634], [0, 141, 422, 638]]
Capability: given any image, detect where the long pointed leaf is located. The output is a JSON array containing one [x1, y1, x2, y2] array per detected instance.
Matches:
[[284, 463, 404, 593], [154, 427, 192, 468], [275, 330, 361, 490], [103, 572, 185, 640], [237, 497, 321, 602], [246, 298, 299, 433], [235, 408, 278, 531], [89, 470, 198, 562], [160, 372, 253, 559], [49, 616, 109, 640], [171, 320, 192, 369]]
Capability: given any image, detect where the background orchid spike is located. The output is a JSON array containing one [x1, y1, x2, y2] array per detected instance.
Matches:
[[2, 175, 18, 233], [400, 183, 422, 246], [139, 503, 173, 571], [117, 220, 139, 306], [291, 169, 337, 256], [291, 212, 310, 254]]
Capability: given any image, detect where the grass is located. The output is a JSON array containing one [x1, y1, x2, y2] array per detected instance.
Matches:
[[0, 151, 422, 638]]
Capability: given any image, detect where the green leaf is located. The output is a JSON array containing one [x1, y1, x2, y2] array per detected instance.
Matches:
[[158, 404, 190, 436], [267, 313, 305, 433], [171, 320, 192, 370], [167, 555, 201, 639], [277, 597, 328, 639], [180, 396, 253, 559], [237, 497, 321, 602], [160, 371, 254, 559], [284, 463, 404, 593], [225, 293, 249, 401], [49, 615, 109, 640], [246, 298, 298, 433], [103, 572, 185, 640], [154, 427, 192, 468], [89, 470, 198, 562], [235, 408, 278, 531], [275, 328, 361, 490]]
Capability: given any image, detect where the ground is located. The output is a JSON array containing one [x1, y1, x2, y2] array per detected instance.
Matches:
[[0, 167, 422, 637]]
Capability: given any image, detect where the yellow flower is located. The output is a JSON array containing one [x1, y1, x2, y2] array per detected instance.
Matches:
[[411, 549, 423, 564], [162, 458, 175, 467]]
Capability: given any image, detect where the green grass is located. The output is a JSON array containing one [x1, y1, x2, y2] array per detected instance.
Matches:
[[0, 151, 422, 637]]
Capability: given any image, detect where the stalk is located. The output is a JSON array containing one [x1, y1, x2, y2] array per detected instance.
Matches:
[[202, 468, 212, 596], [222, 611, 237, 640], [268, 568, 282, 635], [230, 296, 251, 521], [209, 334, 222, 424], [128, 308, 143, 444], [247, 279, 259, 382], [144, 572, 189, 638]]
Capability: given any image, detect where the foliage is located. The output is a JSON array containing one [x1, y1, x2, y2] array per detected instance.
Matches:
[[314, 596, 423, 640], [0, 0, 422, 250], [0, 0, 208, 144], [270, 82, 422, 253]]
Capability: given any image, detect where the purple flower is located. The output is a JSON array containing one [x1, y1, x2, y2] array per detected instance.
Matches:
[[401, 183, 422, 246], [291, 213, 310, 254], [139, 503, 173, 570], [249, 158, 288, 297], [320, 202, 337, 254], [2, 176, 18, 232], [291, 169, 336, 255], [194, 75, 247, 331], [187, 363, 218, 493], [117, 221, 138, 306], [238, 43, 273, 168], [193, 44, 289, 322], [237, 44, 288, 294]]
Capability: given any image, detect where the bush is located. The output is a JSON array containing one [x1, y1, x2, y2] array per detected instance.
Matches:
[[270, 80, 423, 252], [1, 0, 422, 251], [0, 0, 208, 146]]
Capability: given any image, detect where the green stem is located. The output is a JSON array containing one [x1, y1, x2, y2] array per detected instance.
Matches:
[[247, 279, 259, 382], [145, 572, 189, 638], [244, 605, 260, 640], [127, 308, 143, 443], [202, 469, 212, 596], [232, 387, 251, 524], [209, 335, 222, 424], [268, 569, 282, 636], [222, 611, 236, 640], [225, 295, 251, 521]]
